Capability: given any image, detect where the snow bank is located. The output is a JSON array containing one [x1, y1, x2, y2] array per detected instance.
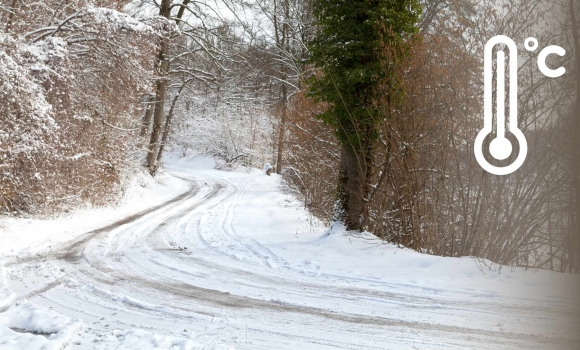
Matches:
[[0, 326, 47, 350], [0, 301, 224, 350], [287, 223, 580, 302], [0, 301, 84, 350]]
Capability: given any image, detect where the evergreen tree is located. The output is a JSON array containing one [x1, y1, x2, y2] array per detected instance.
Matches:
[[308, 0, 420, 230]]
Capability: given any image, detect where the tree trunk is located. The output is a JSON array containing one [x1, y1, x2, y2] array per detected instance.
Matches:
[[157, 84, 185, 163], [140, 95, 154, 138], [147, 57, 168, 173], [5, 0, 18, 31], [146, 0, 171, 174], [276, 83, 287, 174], [335, 144, 368, 231], [274, 0, 290, 175]]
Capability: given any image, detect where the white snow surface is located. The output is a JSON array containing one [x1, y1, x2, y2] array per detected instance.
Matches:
[[0, 301, 84, 350], [0, 152, 579, 349]]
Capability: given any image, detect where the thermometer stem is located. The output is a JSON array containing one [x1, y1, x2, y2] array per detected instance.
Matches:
[[496, 50, 506, 139]]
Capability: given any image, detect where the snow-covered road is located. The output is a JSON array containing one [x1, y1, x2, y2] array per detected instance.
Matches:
[[1, 155, 580, 350]]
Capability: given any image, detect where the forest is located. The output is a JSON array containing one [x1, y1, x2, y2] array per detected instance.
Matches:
[[1, 0, 579, 274]]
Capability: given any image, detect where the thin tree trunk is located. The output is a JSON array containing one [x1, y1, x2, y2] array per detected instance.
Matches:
[[274, 0, 290, 175], [140, 95, 154, 138], [276, 83, 287, 174], [5, 0, 17, 31], [157, 82, 188, 163], [175, 0, 191, 24], [147, 55, 168, 173], [147, 0, 171, 174]]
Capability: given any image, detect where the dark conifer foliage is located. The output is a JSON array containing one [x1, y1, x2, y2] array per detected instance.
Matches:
[[307, 0, 421, 230]]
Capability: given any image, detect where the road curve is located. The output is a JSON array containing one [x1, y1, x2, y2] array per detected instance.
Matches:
[[3, 167, 579, 350]]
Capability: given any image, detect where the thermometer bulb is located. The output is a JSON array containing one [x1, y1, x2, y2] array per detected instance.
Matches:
[[489, 137, 512, 160]]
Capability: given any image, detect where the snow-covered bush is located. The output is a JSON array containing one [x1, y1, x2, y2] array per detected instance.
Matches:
[[282, 92, 339, 222], [0, 34, 58, 213], [0, 7, 162, 215]]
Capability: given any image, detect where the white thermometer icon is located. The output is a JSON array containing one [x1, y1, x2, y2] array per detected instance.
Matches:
[[474, 35, 566, 175]]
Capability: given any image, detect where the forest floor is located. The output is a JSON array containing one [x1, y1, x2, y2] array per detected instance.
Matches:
[[1, 153, 580, 350]]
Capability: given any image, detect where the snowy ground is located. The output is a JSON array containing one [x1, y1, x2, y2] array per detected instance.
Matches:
[[1, 153, 579, 350]]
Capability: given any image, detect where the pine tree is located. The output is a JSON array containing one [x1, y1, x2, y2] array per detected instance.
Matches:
[[308, 0, 420, 230]]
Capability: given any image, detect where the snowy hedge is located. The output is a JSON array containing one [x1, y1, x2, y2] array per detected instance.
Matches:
[[0, 8, 163, 215]]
